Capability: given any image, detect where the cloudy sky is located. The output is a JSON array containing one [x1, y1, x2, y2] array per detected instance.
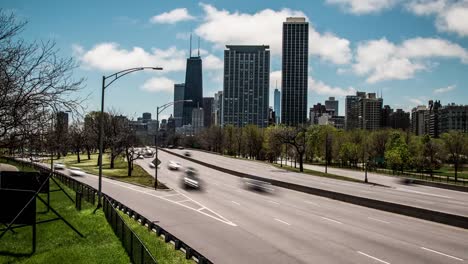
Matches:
[[4, 0, 468, 118]]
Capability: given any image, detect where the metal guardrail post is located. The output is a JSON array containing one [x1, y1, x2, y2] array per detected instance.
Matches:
[[75, 191, 82, 210]]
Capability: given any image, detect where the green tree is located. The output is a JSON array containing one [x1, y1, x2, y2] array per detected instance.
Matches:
[[385, 132, 410, 173], [442, 131, 467, 181]]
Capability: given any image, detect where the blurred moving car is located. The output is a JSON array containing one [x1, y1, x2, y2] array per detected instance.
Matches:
[[184, 151, 191, 157], [242, 178, 274, 193], [182, 167, 201, 189], [177, 146, 184, 150], [149, 162, 160, 169], [29, 156, 40, 162], [54, 163, 66, 170], [167, 161, 181, 170], [69, 167, 85, 176]]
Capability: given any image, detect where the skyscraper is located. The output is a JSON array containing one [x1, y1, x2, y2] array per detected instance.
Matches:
[[281, 17, 309, 126], [345, 93, 362, 130], [223, 45, 270, 127], [345, 92, 383, 130], [213, 91, 223, 126], [202, 97, 214, 128], [274, 88, 281, 124], [325, 97, 339, 116], [173, 83, 185, 127], [182, 36, 203, 125]]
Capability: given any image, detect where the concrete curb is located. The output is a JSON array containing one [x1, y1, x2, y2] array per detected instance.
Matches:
[[161, 148, 468, 230]]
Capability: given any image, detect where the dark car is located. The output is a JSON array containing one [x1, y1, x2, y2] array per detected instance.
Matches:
[[184, 151, 191, 157]]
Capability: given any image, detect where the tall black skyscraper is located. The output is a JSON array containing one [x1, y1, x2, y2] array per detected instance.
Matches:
[[182, 36, 203, 125], [281, 17, 309, 126], [173, 83, 185, 127]]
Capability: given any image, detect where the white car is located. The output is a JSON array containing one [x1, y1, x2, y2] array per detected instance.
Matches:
[[54, 163, 66, 170], [167, 161, 181, 170], [69, 167, 85, 176], [149, 162, 160, 169]]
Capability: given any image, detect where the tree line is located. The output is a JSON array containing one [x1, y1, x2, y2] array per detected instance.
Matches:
[[170, 124, 468, 181]]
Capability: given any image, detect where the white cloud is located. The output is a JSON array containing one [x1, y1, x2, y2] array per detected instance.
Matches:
[[326, 0, 399, 14], [405, 0, 446, 15], [74, 43, 186, 72], [195, 4, 351, 64], [353, 37, 468, 83], [407, 0, 468, 37], [204, 54, 223, 70], [436, 1, 468, 37], [149, 8, 195, 24], [434, 84, 456, 93], [176, 32, 191, 40], [309, 77, 357, 96], [141, 77, 175, 93], [409, 98, 424, 105]]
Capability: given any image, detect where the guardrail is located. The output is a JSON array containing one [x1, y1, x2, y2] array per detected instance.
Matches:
[[160, 149, 468, 230], [1, 156, 212, 263]]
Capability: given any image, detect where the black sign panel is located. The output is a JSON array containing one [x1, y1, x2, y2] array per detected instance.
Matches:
[[0, 172, 49, 193], [0, 189, 36, 225]]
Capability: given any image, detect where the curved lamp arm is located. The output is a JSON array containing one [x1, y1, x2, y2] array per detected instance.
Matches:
[[104, 67, 163, 89]]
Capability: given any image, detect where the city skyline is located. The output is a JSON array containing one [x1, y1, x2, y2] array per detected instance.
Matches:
[[3, 0, 468, 119]]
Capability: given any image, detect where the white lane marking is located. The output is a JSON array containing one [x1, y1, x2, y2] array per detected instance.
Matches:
[[368, 217, 390, 224], [268, 200, 280, 205], [160, 193, 183, 198], [357, 251, 391, 264], [396, 188, 451, 199], [175, 199, 191, 203], [197, 207, 206, 211], [415, 199, 435, 205], [304, 201, 320, 207], [98, 175, 237, 226], [421, 247, 464, 261], [321, 216, 343, 224], [274, 218, 291, 226], [231, 201, 240, 205]]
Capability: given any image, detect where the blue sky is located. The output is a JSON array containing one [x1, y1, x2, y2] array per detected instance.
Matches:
[[3, 0, 468, 118]]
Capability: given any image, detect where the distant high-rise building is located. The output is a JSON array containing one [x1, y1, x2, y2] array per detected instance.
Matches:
[[428, 100, 442, 138], [202, 97, 214, 128], [213, 91, 223, 126], [281, 17, 309, 126], [345, 93, 363, 130], [345, 92, 382, 130], [381, 105, 393, 128], [223, 45, 270, 127], [182, 36, 203, 125], [192, 107, 204, 134], [411, 105, 428, 136], [274, 88, 281, 124], [389, 109, 410, 130], [439, 103, 468, 134], [174, 83, 185, 127], [325, 97, 339, 116], [142, 112, 151, 122], [358, 93, 383, 130], [56, 111, 69, 135], [309, 103, 327, 125]]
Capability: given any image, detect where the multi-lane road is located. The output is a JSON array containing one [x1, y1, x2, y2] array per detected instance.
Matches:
[[165, 148, 468, 217], [38, 152, 468, 264]]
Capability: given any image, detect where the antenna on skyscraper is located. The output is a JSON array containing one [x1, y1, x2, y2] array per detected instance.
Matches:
[[189, 33, 192, 57], [198, 37, 200, 57]]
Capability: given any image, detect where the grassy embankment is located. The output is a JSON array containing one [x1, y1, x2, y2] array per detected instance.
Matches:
[[0, 181, 130, 264], [54, 153, 165, 188], [272, 163, 364, 183]]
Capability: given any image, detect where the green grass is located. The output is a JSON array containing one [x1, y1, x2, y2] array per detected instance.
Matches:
[[273, 163, 364, 184], [0, 157, 37, 172], [53, 153, 165, 189], [0, 181, 130, 264], [117, 211, 195, 264], [433, 166, 468, 179]]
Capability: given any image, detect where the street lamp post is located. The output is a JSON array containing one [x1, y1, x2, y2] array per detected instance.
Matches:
[[96, 67, 162, 210], [359, 115, 369, 183], [153, 99, 191, 189]]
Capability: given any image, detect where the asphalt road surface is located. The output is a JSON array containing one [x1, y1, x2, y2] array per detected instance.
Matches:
[[32, 157, 468, 264], [166, 148, 468, 218]]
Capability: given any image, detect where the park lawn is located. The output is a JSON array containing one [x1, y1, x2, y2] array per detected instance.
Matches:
[[273, 163, 364, 184], [58, 153, 162, 188], [433, 166, 468, 179], [0, 180, 130, 264], [118, 211, 195, 264]]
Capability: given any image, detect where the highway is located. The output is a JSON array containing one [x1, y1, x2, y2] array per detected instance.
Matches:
[[40, 156, 468, 264], [165, 148, 468, 217]]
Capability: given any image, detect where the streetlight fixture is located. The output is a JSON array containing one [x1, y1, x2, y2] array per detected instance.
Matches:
[[153, 99, 192, 189], [96, 67, 163, 210]]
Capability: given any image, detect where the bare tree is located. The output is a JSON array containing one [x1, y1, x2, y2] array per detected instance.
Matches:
[[276, 125, 307, 172], [69, 121, 85, 163], [0, 10, 85, 148]]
